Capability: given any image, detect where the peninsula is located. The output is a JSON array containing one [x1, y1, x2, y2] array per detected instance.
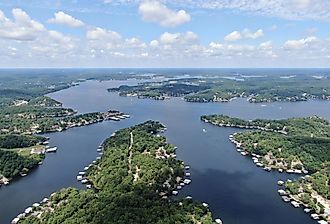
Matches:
[[15, 121, 217, 224], [109, 74, 330, 103], [202, 114, 330, 222]]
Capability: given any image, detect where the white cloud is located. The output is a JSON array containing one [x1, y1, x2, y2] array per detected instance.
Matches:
[[225, 29, 264, 41], [283, 36, 317, 50], [242, 29, 264, 39], [150, 40, 159, 47], [0, 7, 329, 67], [48, 11, 84, 28], [259, 41, 273, 51], [159, 31, 198, 45], [125, 37, 147, 48], [224, 31, 242, 41], [0, 8, 45, 41], [138, 1, 191, 27], [105, 0, 330, 21], [86, 27, 121, 41]]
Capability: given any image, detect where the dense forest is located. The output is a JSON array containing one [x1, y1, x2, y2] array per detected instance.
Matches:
[[108, 83, 208, 100], [18, 121, 215, 224], [0, 150, 43, 179], [0, 134, 46, 149]]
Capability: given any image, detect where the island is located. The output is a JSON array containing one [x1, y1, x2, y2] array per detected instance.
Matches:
[[109, 74, 330, 103], [202, 114, 329, 222], [14, 121, 219, 224]]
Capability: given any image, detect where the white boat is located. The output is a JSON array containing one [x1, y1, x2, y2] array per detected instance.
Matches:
[[46, 147, 57, 153], [172, 191, 178, 195], [202, 129, 207, 133], [215, 219, 223, 224], [109, 117, 120, 121], [81, 179, 88, 184], [183, 179, 191, 185]]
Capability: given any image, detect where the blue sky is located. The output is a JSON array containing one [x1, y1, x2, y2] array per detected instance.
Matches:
[[0, 0, 329, 68]]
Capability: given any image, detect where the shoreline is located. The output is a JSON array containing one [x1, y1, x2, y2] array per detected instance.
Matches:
[[201, 117, 329, 223], [0, 110, 130, 186], [14, 122, 222, 224], [111, 89, 330, 105], [277, 177, 330, 223]]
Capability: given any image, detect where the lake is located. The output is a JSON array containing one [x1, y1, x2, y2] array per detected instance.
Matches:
[[1, 78, 330, 224]]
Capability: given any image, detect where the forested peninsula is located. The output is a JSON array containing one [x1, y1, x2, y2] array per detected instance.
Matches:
[[16, 121, 216, 224], [109, 74, 330, 103], [202, 114, 329, 222]]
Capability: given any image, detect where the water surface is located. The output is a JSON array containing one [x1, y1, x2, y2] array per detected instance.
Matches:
[[1, 79, 330, 224]]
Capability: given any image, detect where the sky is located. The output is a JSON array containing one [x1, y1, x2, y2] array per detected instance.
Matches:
[[0, 0, 330, 68]]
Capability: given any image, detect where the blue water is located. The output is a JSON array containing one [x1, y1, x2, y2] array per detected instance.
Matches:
[[0, 78, 329, 224]]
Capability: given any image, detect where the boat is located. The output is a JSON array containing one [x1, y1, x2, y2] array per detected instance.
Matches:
[[11, 217, 20, 224], [81, 179, 88, 184], [45, 147, 57, 153], [183, 179, 191, 185], [304, 208, 311, 213], [109, 117, 120, 121], [202, 129, 207, 133], [281, 196, 291, 202], [215, 219, 223, 224], [264, 167, 271, 172], [291, 201, 300, 208]]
